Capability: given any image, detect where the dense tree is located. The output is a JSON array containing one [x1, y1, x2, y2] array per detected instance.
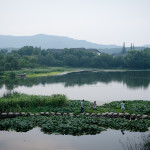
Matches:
[[124, 49, 150, 68], [4, 63, 11, 70], [18, 46, 34, 56], [5, 55, 20, 70], [113, 56, 124, 68], [0, 46, 150, 71]]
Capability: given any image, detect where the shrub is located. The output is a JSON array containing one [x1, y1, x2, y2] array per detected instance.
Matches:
[[0, 92, 68, 112]]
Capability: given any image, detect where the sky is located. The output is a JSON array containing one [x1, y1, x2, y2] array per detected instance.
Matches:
[[0, 0, 150, 46]]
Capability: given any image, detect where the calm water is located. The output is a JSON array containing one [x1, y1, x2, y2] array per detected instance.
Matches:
[[1, 70, 150, 104], [0, 70, 150, 150], [0, 128, 149, 150]]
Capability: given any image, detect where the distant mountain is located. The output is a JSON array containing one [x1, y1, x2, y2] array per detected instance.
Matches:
[[0, 34, 119, 49]]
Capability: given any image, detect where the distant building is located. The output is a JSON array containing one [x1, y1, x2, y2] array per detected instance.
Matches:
[[86, 49, 101, 55], [47, 48, 101, 55]]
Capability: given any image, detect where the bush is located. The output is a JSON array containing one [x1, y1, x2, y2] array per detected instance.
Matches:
[[73, 110, 80, 115], [50, 94, 67, 107], [0, 93, 68, 112]]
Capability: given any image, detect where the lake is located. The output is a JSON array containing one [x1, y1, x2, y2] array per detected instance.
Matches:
[[1, 70, 150, 105], [0, 70, 150, 150], [0, 128, 149, 150]]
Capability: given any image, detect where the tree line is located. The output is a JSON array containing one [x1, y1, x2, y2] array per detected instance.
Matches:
[[0, 46, 150, 71]]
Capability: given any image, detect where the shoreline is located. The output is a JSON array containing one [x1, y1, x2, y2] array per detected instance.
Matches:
[[1, 67, 150, 78]]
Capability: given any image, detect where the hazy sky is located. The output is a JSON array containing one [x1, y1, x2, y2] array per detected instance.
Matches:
[[0, 0, 150, 46]]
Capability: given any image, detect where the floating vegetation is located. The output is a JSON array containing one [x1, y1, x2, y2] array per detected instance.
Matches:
[[0, 93, 150, 136], [0, 116, 150, 136], [100, 100, 150, 115]]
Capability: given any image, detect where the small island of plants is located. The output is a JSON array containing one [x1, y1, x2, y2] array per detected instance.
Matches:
[[0, 92, 150, 136]]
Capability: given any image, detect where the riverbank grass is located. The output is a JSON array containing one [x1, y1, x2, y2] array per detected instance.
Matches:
[[26, 71, 61, 77], [1, 67, 74, 78]]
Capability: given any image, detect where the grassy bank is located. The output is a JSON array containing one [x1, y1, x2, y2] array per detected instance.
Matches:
[[1, 67, 149, 78], [26, 71, 61, 77], [0, 67, 74, 78]]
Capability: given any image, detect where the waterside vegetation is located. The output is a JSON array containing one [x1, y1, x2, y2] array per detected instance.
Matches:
[[0, 94, 150, 150], [0, 93, 150, 137], [0, 67, 74, 78], [0, 93, 150, 115], [1, 46, 150, 73], [0, 115, 150, 135], [0, 93, 68, 112]]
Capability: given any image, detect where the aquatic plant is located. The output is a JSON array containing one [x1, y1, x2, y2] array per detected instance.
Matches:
[[98, 100, 150, 115], [0, 116, 150, 135]]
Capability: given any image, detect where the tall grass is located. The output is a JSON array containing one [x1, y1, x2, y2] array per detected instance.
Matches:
[[0, 92, 68, 112]]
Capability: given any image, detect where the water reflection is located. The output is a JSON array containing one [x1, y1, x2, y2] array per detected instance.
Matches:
[[0, 71, 150, 103], [0, 128, 149, 150], [1, 71, 150, 91]]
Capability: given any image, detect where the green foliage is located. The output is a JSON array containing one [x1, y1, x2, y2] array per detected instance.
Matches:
[[0, 116, 150, 135], [50, 94, 67, 107], [0, 45, 150, 70], [1, 93, 150, 116], [86, 109, 93, 114], [0, 93, 150, 136], [124, 49, 150, 68], [9, 72, 16, 78], [99, 100, 150, 115], [73, 110, 80, 115], [1, 46, 150, 71], [0, 93, 68, 112]]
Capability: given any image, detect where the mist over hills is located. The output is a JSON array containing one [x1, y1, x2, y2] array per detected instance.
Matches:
[[99, 46, 147, 54], [0, 34, 120, 49]]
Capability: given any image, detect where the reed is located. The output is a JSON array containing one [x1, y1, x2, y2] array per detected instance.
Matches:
[[0, 92, 67, 112]]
